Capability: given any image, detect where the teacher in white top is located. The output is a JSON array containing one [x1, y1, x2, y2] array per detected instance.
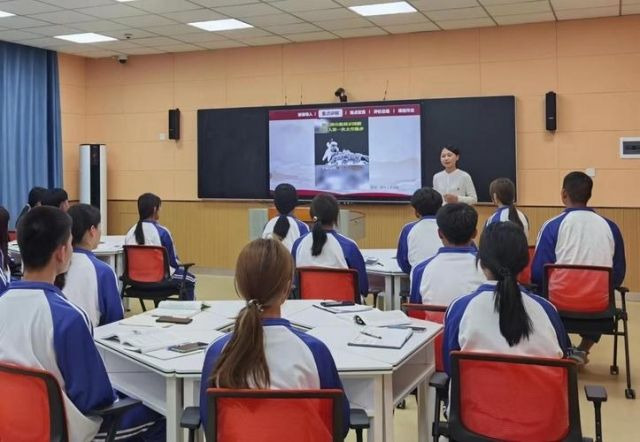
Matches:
[[433, 145, 477, 205]]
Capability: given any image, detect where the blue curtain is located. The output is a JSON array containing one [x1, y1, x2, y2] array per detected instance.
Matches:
[[0, 41, 62, 228]]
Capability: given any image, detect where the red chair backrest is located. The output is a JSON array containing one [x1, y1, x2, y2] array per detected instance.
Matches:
[[403, 304, 446, 371], [298, 267, 359, 302], [207, 389, 343, 442], [0, 362, 68, 442], [543, 264, 612, 314], [8, 230, 17, 242], [123, 245, 170, 283], [517, 245, 535, 285], [449, 352, 581, 442]]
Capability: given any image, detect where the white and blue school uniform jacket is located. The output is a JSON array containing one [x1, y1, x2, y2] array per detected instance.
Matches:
[[396, 216, 442, 274], [292, 230, 369, 295], [262, 215, 310, 251], [410, 246, 487, 306], [0, 281, 116, 442], [486, 206, 530, 241], [531, 208, 626, 288], [442, 281, 568, 375], [64, 248, 124, 327], [200, 318, 350, 436], [0, 251, 9, 293], [125, 221, 183, 274]]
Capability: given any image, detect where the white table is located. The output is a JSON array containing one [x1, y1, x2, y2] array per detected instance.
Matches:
[[95, 301, 440, 442], [362, 249, 408, 311]]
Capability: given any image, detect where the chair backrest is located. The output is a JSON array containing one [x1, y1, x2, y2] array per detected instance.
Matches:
[[297, 267, 359, 302], [206, 388, 344, 442], [0, 362, 68, 442], [402, 303, 446, 372], [517, 245, 536, 285], [448, 352, 582, 442], [123, 245, 170, 284], [7, 230, 17, 242], [543, 264, 614, 316]]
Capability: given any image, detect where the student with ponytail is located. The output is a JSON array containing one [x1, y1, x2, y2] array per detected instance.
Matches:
[[291, 194, 368, 300], [200, 239, 349, 436], [486, 178, 530, 240], [442, 222, 568, 375], [125, 193, 196, 300], [262, 183, 309, 251]]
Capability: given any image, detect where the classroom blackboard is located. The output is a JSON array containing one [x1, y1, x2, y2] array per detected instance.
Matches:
[[198, 96, 516, 203]]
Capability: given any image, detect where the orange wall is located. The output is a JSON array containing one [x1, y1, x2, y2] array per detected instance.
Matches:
[[59, 15, 640, 206]]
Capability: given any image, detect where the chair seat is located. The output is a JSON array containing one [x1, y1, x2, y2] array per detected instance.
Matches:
[[561, 316, 616, 335], [123, 279, 180, 293]]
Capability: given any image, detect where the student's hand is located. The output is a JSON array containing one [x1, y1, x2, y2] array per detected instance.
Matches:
[[444, 193, 459, 204]]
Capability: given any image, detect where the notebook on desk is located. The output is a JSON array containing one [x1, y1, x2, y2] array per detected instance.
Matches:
[[348, 327, 413, 350]]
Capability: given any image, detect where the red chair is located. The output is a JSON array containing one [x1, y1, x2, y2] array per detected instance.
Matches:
[[297, 267, 360, 303], [430, 352, 607, 442], [0, 362, 139, 442], [121, 245, 194, 311], [517, 245, 536, 286], [402, 303, 447, 372], [543, 264, 634, 399]]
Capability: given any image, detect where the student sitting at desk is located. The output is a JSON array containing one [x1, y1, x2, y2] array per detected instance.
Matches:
[[200, 239, 350, 437], [486, 178, 529, 240], [0, 206, 164, 441], [15, 186, 47, 229], [443, 222, 568, 375], [262, 183, 309, 251], [0, 206, 9, 292], [64, 204, 123, 327], [125, 192, 196, 300], [410, 203, 486, 306], [292, 193, 368, 299], [42, 187, 70, 212], [396, 187, 443, 274]]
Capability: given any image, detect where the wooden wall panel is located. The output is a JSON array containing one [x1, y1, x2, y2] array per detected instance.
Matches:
[[108, 201, 639, 290]]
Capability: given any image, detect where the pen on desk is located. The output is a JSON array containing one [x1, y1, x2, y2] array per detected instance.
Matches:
[[360, 330, 382, 340]]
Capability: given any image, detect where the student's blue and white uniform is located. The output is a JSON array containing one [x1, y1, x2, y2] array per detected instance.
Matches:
[[292, 230, 369, 296], [262, 215, 309, 251], [486, 206, 530, 240], [410, 246, 486, 306], [443, 281, 568, 374], [200, 317, 350, 436], [396, 216, 441, 274], [63, 247, 124, 327], [0, 251, 9, 293], [531, 208, 625, 288], [125, 220, 196, 300], [0, 281, 164, 442]]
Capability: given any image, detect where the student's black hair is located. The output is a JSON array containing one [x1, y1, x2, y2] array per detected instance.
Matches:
[[272, 183, 299, 240], [17, 206, 71, 271], [42, 188, 69, 209], [310, 194, 339, 257], [28, 186, 47, 207], [489, 178, 524, 230], [478, 222, 532, 346], [563, 171, 592, 205], [68, 204, 101, 247], [441, 145, 460, 156], [0, 207, 9, 271], [134, 193, 161, 245], [436, 203, 477, 245], [411, 187, 443, 216]]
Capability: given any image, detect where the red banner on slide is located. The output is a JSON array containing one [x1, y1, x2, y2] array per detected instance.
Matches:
[[269, 104, 420, 121]]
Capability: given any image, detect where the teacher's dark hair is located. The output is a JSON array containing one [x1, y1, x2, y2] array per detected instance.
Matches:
[[441, 145, 460, 156]]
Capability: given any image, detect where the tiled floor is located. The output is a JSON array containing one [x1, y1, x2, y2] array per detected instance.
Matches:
[[128, 271, 640, 441]]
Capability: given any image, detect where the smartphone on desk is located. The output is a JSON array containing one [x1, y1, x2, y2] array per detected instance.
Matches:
[[320, 301, 355, 307], [168, 342, 208, 353], [156, 316, 193, 324]]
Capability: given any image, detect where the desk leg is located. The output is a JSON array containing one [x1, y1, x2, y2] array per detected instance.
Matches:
[[417, 377, 430, 442], [383, 276, 393, 311], [183, 379, 202, 442], [383, 373, 394, 442], [166, 377, 183, 442], [368, 375, 384, 442]]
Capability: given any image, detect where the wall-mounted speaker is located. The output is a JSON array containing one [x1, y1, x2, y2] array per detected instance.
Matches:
[[545, 91, 556, 131], [169, 108, 180, 140]]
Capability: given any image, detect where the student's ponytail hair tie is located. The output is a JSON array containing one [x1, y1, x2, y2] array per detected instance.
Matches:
[[247, 299, 264, 313], [312, 216, 319, 222]]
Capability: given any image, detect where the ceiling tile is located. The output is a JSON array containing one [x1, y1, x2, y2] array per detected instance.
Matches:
[[144, 23, 204, 35], [383, 22, 440, 33], [115, 14, 176, 27], [90, 40, 144, 50], [315, 17, 373, 30], [245, 13, 303, 26], [285, 31, 339, 42], [134, 36, 187, 47], [486, 0, 552, 16], [196, 40, 247, 49], [0, 0, 59, 15], [412, 0, 479, 10], [78, 4, 148, 19], [551, 0, 618, 10], [269, 0, 342, 12], [494, 11, 556, 24], [555, 6, 620, 19], [214, 3, 283, 17], [174, 32, 229, 43], [107, 29, 157, 39], [334, 0, 394, 5], [40, 0, 114, 8], [119, 46, 167, 54], [153, 43, 204, 52], [71, 20, 130, 33], [426, 7, 489, 21], [294, 8, 358, 21], [265, 22, 322, 34], [217, 28, 274, 38], [189, 0, 256, 6], [160, 9, 226, 23], [130, 0, 202, 14], [367, 13, 434, 26], [18, 36, 69, 48], [75, 49, 121, 58], [479, 0, 541, 5], [27, 24, 86, 36], [30, 10, 98, 25], [0, 29, 43, 41], [333, 27, 387, 38], [437, 17, 496, 30], [239, 35, 291, 45], [0, 16, 52, 29]]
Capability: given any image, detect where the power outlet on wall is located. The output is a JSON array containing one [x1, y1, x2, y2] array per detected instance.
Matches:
[[159, 133, 167, 141], [585, 167, 596, 177]]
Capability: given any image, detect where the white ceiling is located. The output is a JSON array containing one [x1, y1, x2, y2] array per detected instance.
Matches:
[[0, 0, 637, 58]]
